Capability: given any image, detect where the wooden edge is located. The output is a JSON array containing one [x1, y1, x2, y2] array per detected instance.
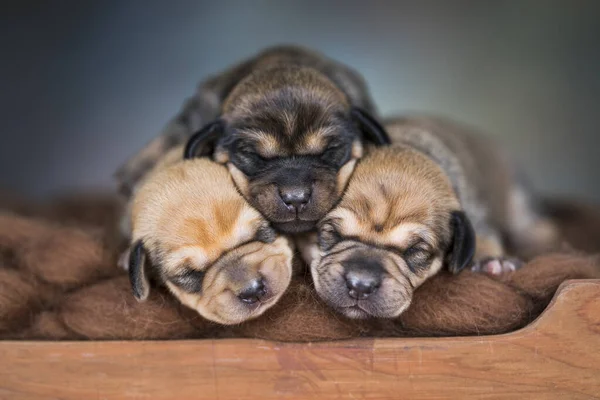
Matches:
[[495, 278, 600, 338], [0, 279, 598, 399]]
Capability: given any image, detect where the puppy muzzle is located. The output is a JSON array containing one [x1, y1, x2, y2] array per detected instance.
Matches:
[[312, 251, 413, 319]]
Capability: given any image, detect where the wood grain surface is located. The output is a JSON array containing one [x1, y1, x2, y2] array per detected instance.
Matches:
[[0, 279, 599, 400]]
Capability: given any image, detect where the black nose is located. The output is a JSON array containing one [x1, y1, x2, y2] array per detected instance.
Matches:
[[279, 187, 311, 211], [345, 271, 381, 300], [237, 279, 267, 304]]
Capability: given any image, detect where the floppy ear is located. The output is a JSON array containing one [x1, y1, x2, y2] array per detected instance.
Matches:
[[350, 107, 391, 145], [183, 120, 225, 159], [128, 240, 150, 301], [447, 210, 476, 274]]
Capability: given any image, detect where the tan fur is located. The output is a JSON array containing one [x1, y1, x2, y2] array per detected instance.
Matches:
[[383, 115, 562, 261], [253, 133, 282, 158], [129, 146, 294, 325], [234, 120, 340, 159], [308, 145, 463, 319], [336, 147, 459, 234], [226, 163, 250, 199], [336, 159, 358, 196], [301, 130, 329, 154], [132, 158, 262, 263]]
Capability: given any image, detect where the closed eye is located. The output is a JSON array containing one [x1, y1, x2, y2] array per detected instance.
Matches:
[[238, 147, 267, 162], [403, 243, 434, 273], [169, 268, 205, 293], [232, 149, 268, 176], [321, 141, 351, 167], [377, 239, 434, 272]]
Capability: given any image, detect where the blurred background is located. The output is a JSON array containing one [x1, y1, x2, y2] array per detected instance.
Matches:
[[1, 0, 599, 202]]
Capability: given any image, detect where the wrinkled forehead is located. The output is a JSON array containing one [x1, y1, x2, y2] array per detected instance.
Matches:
[[326, 165, 457, 248], [325, 239, 389, 259], [173, 200, 263, 248], [168, 235, 291, 281], [321, 188, 451, 247], [330, 209, 437, 247], [138, 200, 266, 273], [210, 238, 287, 269]]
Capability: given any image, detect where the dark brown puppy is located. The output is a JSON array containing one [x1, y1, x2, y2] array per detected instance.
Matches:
[[116, 45, 390, 234]]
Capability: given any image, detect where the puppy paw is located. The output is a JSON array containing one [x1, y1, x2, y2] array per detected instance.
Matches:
[[471, 257, 523, 276]]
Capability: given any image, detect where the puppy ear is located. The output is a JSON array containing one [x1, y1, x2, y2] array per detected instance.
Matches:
[[128, 240, 150, 301], [350, 107, 391, 145], [183, 120, 225, 159], [447, 210, 476, 274]]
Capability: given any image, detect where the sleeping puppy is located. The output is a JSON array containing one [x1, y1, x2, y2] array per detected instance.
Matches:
[[305, 117, 561, 319], [383, 116, 561, 269], [127, 146, 294, 325], [116, 45, 390, 233], [306, 145, 474, 319]]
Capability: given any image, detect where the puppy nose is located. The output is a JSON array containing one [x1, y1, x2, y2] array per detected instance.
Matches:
[[346, 271, 381, 300], [279, 187, 311, 210], [237, 279, 267, 304]]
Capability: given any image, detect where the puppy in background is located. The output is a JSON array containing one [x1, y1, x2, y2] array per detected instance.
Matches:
[[305, 117, 561, 319], [117, 45, 390, 234], [126, 146, 294, 325]]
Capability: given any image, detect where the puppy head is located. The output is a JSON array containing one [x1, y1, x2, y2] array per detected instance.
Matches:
[[309, 146, 475, 319], [185, 66, 390, 234], [128, 155, 293, 325]]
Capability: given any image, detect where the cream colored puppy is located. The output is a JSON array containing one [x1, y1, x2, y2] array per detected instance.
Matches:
[[127, 146, 293, 325]]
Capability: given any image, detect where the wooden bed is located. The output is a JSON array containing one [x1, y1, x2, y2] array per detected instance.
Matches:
[[0, 279, 598, 400]]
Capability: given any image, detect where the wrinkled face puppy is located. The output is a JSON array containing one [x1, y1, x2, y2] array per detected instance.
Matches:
[[128, 155, 293, 325], [186, 67, 390, 233], [309, 146, 475, 319]]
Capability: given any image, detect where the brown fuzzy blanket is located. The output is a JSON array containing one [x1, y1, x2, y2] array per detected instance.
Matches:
[[0, 192, 599, 342]]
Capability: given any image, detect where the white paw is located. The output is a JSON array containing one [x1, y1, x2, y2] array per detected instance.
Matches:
[[471, 257, 523, 276]]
